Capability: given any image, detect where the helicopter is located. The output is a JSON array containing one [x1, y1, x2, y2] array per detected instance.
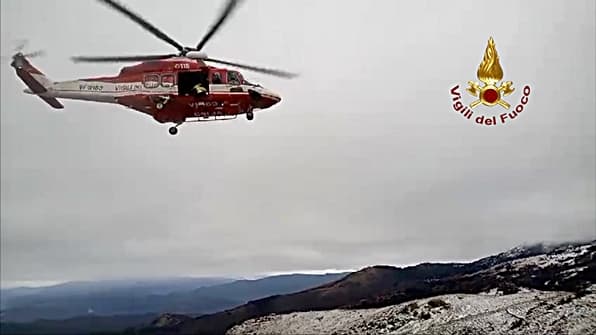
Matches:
[[10, 0, 297, 135]]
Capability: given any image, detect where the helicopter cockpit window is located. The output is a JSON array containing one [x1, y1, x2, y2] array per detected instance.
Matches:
[[212, 72, 223, 84], [143, 74, 159, 89], [161, 74, 174, 88], [227, 71, 241, 85]]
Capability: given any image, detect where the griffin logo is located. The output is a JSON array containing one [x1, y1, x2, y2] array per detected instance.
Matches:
[[450, 37, 532, 126]]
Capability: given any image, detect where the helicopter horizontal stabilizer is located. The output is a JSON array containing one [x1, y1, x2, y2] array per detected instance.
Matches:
[[11, 53, 64, 109]]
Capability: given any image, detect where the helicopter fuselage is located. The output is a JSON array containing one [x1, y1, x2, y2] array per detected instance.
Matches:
[[14, 55, 282, 133]]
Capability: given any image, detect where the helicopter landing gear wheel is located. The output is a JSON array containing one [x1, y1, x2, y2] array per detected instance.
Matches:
[[246, 111, 254, 121], [169, 122, 183, 135], [156, 102, 164, 110]]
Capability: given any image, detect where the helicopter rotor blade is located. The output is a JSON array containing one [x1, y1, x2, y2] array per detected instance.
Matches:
[[203, 57, 298, 79], [71, 54, 177, 63], [195, 0, 242, 52], [97, 0, 185, 53]]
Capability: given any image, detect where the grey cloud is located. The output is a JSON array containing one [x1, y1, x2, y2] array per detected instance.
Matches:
[[1, 0, 594, 285]]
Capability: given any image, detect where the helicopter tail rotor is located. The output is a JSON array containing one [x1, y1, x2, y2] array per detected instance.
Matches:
[[20, 50, 46, 59], [1, 39, 46, 62]]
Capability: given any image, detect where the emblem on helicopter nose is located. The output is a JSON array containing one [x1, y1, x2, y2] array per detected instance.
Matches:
[[448, 37, 532, 126]]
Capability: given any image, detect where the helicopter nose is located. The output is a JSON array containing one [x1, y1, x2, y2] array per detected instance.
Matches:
[[249, 88, 281, 109], [264, 91, 281, 107], [260, 88, 281, 107]]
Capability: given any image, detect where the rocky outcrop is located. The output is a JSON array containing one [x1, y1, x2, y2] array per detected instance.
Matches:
[[150, 313, 193, 329]]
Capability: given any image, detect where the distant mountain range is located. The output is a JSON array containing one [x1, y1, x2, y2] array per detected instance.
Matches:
[[0, 277, 233, 312], [1, 277, 232, 322], [1, 240, 594, 335], [0, 273, 347, 334]]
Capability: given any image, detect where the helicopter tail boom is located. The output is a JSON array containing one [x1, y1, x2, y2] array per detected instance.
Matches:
[[11, 53, 64, 109]]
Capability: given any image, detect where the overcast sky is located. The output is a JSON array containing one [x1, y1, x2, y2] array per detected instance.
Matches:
[[1, 0, 594, 288]]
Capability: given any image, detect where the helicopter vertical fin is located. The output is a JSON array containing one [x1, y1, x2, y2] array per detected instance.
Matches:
[[11, 54, 64, 109]]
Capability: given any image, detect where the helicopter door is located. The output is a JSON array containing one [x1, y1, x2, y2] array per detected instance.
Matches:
[[177, 70, 209, 96]]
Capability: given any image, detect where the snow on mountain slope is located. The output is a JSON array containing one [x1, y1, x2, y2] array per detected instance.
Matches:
[[509, 243, 591, 270], [227, 286, 596, 335]]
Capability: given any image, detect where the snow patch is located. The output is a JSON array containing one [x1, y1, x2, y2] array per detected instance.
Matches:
[[228, 290, 596, 335]]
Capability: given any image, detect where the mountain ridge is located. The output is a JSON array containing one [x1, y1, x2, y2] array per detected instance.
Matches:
[[141, 240, 595, 335]]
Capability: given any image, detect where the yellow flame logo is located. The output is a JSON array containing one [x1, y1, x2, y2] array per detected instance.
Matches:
[[466, 37, 514, 109], [477, 37, 503, 85]]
